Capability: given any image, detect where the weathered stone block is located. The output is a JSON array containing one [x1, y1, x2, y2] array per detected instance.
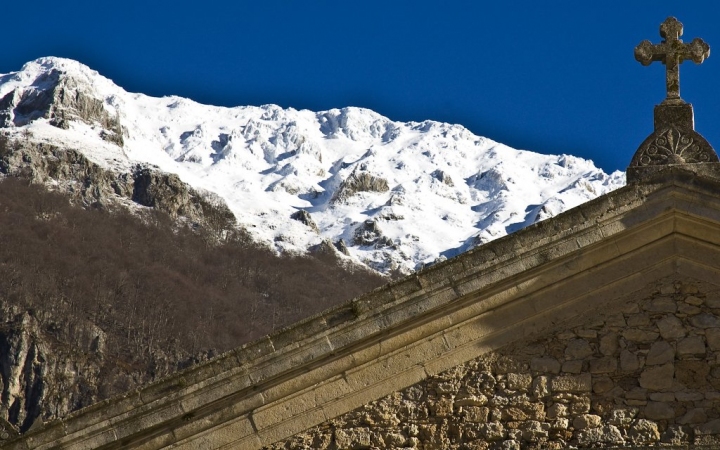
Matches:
[[561, 360, 582, 374], [678, 408, 708, 424], [573, 414, 601, 430], [481, 422, 506, 441], [530, 357, 560, 374], [705, 328, 720, 350], [592, 377, 614, 394], [690, 313, 720, 328], [677, 335, 706, 356], [565, 339, 593, 359], [620, 349, 640, 371], [644, 401, 675, 420], [627, 419, 660, 445], [576, 425, 624, 446], [532, 375, 550, 398], [599, 332, 618, 356], [646, 340, 675, 365], [675, 360, 710, 389], [463, 406, 490, 423], [623, 328, 659, 343], [546, 403, 567, 419], [608, 408, 638, 426], [550, 373, 591, 392], [589, 356, 617, 373], [644, 297, 677, 313], [334, 428, 372, 449], [639, 363, 674, 390], [506, 373, 532, 391], [656, 315, 686, 340]]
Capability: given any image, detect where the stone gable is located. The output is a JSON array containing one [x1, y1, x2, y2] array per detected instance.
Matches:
[[7, 168, 720, 449], [270, 276, 720, 449]]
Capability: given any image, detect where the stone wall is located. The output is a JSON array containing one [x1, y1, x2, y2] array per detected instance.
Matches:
[[269, 277, 720, 449]]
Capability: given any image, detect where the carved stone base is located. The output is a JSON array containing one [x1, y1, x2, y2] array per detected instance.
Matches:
[[627, 162, 720, 184]]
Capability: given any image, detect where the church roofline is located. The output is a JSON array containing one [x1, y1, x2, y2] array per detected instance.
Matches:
[[8, 166, 720, 449]]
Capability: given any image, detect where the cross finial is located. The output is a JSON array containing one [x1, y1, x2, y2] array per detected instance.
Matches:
[[635, 17, 710, 103]]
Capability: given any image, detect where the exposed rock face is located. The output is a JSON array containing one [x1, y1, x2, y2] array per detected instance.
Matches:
[[0, 70, 123, 145], [0, 137, 236, 234], [270, 277, 720, 449], [290, 210, 319, 233], [331, 170, 389, 204]]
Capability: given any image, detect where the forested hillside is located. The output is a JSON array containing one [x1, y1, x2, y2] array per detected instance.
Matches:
[[0, 175, 384, 432]]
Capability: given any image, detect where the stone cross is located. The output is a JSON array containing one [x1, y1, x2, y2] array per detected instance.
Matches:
[[635, 17, 710, 103]]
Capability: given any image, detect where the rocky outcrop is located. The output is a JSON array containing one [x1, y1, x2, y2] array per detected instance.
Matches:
[[290, 209, 319, 233], [331, 170, 389, 204], [0, 136, 236, 234], [0, 70, 124, 145]]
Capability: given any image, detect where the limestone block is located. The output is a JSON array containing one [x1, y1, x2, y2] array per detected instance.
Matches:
[[680, 284, 699, 294], [675, 360, 710, 389], [546, 403, 567, 419], [593, 377, 614, 394], [705, 297, 720, 308], [659, 285, 675, 295], [675, 391, 704, 402], [589, 356, 617, 374], [689, 313, 720, 328], [627, 313, 650, 327], [530, 357, 560, 374], [646, 341, 675, 365], [677, 336, 706, 356], [678, 303, 702, 315], [697, 419, 720, 435], [576, 425, 624, 446], [648, 392, 675, 402], [662, 424, 693, 445], [550, 374, 591, 392], [573, 414, 602, 430], [565, 339, 593, 359], [678, 408, 708, 424], [599, 332, 618, 356], [685, 295, 703, 305], [627, 419, 660, 445], [561, 360, 582, 374], [532, 376, 550, 398], [705, 328, 720, 350], [639, 363, 674, 390], [551, 418, 570, 430], [506, 373, 532, 392], [432, 397, 454, 417], [620, 349, 640, 371], [520, 420, 549, 441], [576, 329, 597, 339], [644, 297, 677, 313], [656, 315, 686, 340], [463, 406, 490, 423], [501, 439, 520, 450], [334, 428, 372, 449], [481, 422, 506, 441], [644, 401, 675, 420], [623, 328, 659, 343], [455, 394, 487, 407], [608, 408, 638, 426]]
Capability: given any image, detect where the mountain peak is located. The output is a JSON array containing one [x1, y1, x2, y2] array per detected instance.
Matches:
[[0, 58, 625, 274]]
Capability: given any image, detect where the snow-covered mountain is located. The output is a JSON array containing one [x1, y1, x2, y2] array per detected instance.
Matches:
[[0, 57, 625, 274]]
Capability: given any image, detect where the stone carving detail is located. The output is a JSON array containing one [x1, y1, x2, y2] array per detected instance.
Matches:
[[630, 126, 718, 167], [629, 18, 718, 179], [634, 17, 710, 102]]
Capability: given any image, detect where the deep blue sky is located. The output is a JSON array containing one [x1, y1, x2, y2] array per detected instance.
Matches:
[[3, 1, 720, 172]]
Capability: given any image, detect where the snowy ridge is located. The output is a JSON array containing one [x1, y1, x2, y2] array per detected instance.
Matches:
[[0, 57, 625, 273]]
